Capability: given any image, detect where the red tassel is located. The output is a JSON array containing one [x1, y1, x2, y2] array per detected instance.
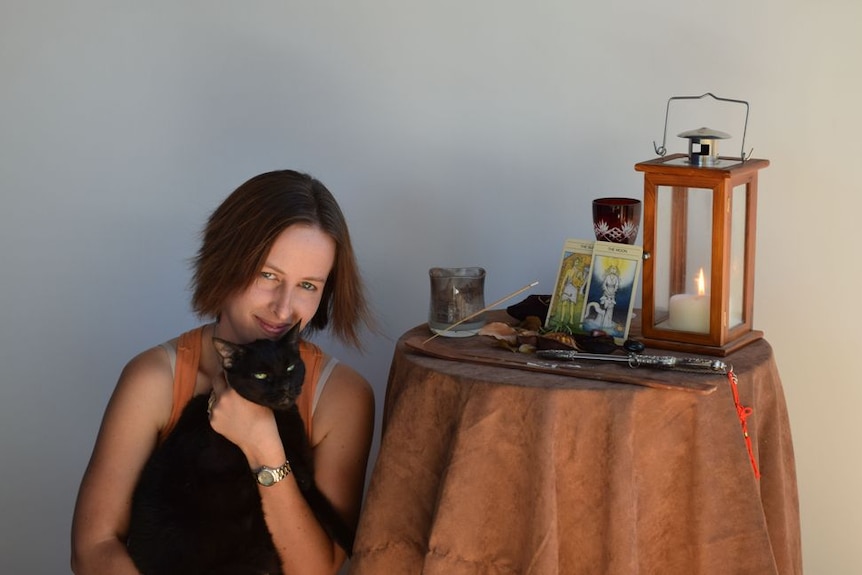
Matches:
[[728, 368, 761, 479]]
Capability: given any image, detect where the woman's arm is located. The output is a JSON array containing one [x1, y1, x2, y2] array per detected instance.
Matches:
[[210, 361, 375, 575], [70, 347, 174, 575]]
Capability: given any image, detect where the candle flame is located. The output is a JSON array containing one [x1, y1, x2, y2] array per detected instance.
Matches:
[[696, 268, 706, 296]]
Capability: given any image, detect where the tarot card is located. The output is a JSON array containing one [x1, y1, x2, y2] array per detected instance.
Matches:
[[580, 241, 642, 343], [545, 239, 595, 334]]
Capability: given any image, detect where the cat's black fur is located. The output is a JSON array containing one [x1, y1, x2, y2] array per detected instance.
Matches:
[[127, 324, 354, 575]]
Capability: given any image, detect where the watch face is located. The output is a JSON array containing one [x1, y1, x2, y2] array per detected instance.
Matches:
[[257, 469, 276, 486]]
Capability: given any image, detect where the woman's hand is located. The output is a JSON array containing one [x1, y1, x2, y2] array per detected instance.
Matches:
[[207, 375, 285, 467]]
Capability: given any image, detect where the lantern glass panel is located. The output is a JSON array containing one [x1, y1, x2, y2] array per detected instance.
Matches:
[[652, 185, 712, 334], [729, 183, 747, 328]]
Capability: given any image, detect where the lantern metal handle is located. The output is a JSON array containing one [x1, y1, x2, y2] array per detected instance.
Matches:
[[652, 92, 752, 161]]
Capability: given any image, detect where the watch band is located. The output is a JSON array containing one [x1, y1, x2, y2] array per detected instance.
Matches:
[[254, 460, 292, 487]]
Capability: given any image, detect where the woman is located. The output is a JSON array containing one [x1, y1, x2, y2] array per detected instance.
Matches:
[[71, 170, 375, 574]]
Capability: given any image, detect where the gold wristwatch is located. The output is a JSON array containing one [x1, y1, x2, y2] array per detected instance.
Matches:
[[253, 460, 292, 487]]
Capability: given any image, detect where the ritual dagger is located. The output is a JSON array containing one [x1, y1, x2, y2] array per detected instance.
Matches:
[[535, 349, 728, 374]]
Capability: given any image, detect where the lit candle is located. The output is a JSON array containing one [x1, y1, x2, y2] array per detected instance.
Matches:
[[668, 268, 710, 333]]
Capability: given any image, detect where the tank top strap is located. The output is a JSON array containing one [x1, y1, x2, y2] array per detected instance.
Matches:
[[298, 340, 324, 439], [158, 325, 205, 444]]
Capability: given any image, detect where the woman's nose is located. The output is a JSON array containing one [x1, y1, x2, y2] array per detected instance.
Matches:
[[271, 286, 294, 320]]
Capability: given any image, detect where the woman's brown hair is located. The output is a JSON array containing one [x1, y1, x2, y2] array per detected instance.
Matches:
[[191, 170, 371, 349]]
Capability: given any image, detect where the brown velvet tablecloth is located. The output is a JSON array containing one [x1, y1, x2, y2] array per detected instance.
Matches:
[[350, 320, 802, 575]]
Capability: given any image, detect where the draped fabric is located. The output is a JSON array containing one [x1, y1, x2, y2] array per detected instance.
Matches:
[[350, 321, 801, 575]]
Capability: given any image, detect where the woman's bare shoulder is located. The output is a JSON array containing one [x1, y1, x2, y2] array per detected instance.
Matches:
[[325, 362, 374, 408], [311, 361, 374, 444], [108, 343, 177, 432], [119, 343, 175, 391]]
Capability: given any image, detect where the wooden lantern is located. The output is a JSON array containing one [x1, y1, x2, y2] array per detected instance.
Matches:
[[634, 153, 768, 356]]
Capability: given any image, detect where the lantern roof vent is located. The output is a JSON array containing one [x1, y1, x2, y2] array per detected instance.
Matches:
[[678, 127, 731, 167]]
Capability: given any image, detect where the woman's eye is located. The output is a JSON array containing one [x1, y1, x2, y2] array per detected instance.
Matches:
[[300, 281, 316, 291], [253, 373, 268, 380], [255, 271, 282, 291]]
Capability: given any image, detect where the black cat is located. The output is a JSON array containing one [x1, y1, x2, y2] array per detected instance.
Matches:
[[127, 324, 354, 575]]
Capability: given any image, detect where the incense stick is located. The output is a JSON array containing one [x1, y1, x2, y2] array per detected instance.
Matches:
[[423, 281, 539, 344]]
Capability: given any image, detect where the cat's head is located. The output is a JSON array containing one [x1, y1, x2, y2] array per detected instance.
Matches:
[[212, 323, 306, 410]]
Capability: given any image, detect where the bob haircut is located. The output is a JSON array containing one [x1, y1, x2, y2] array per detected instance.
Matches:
[[191, 170, 370, 349]]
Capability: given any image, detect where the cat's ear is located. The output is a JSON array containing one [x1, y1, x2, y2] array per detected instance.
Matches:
[[212, 337, 243, 369], [281, 323, 302, 345]]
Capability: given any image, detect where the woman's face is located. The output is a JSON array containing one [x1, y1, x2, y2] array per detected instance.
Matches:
[[218, 224, 336, 343]]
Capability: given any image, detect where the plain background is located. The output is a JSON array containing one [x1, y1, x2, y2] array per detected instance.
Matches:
[[2, 1, 860, 573]]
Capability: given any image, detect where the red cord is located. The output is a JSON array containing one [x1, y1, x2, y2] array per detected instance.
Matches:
[[728, 368, 761, 479]]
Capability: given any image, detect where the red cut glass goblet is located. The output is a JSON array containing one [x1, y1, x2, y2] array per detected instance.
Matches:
[[592, 197, 641, 244]]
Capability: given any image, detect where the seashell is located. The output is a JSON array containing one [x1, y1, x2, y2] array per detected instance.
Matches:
[[478, 322, 518, 345]]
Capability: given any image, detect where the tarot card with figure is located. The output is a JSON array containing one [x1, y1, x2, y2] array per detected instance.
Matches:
[[545, 239, 594, 334], [580, 241, 642, 342]]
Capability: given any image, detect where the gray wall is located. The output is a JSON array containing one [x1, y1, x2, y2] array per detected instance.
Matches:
[[2, 1, 860, 573]]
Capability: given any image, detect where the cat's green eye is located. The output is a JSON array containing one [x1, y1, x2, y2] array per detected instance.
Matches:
[[253, 373, 268, 380], [286, 364, 295, 373]]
